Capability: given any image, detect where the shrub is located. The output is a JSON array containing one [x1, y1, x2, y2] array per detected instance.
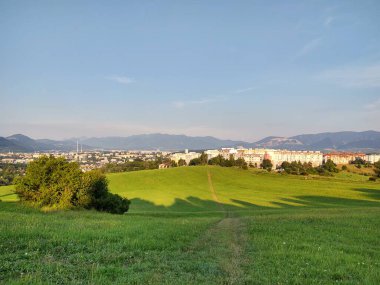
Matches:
[[342, 165, 348, 171], [374, 161, 380, 178], [261, 159, 273, 172], [15, 156, 130, 214], [93, 193, 130, 214], [322, 159, 339, 173], [178, 159, 187, 166], [189, 158, 202, 166]]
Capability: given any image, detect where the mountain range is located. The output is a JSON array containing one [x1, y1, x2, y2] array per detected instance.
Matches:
[[1, 131, 380, 153]]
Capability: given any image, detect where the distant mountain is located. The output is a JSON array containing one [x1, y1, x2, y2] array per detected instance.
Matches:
[[35, 139, 87, 152], [0, 136, 30, 152], [1, 131, 380, 153], [0, 134, 92, 152], [249, 136, 303, 149], [248, 131, 380, 152], [80, 134, 246, 151], [7, 134, 52, 151]]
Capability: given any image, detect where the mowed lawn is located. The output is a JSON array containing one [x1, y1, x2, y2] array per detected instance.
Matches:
[[0, 166, 379, 284]]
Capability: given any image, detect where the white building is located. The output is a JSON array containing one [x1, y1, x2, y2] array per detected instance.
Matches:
[[170, 151, 201, 165], [268, 150, 323, 168], [366, 154, 380, 164], [205, 147, 323, 169], [204, 149, 220, 160], [323, 152, 365, 165], [219, 148, 237, 159]]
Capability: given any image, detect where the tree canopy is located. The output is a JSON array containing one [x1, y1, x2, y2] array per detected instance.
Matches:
[[15, 156, 130, 214], [374, 160, 380, 178], [261, 159, 273, 172]]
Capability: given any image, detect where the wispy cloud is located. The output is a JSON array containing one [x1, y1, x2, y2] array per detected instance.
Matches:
[[318, 63, 380, 88], [172, 98, 218, 109], [106, 75, 134, 85], [295, 37, 322, 58], [234, 87, 256, 94], [365, 98, 380, 111], [324, 16, 335, 27]]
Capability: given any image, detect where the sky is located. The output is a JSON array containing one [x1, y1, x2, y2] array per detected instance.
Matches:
[[1, 0, 380, 142]]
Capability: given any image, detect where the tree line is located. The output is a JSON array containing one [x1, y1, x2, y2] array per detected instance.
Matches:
[[101, 158, 163, 173], [0, 163, 26, 186], [188, 154, 248, 169], [279, 159, 339, 176]]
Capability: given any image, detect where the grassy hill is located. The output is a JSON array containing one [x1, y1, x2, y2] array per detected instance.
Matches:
[[1, 166, 380, 284], [109, 166, 379, 212]]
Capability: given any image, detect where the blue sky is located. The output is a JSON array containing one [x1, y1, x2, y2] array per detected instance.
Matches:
[[1, 0, 379, 141]]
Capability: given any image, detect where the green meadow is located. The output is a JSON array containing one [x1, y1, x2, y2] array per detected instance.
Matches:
[[1, 166, 380, 284]]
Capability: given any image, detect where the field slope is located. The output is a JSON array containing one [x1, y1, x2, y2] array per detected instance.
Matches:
[[1, 166, 380, 284], [109, 166, 380, 211]]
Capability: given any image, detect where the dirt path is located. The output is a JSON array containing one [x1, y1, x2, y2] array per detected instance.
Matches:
[[207, 168, 222, 206], [188, 168, 249, 283]]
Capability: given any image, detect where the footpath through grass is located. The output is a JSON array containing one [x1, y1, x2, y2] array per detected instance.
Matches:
[[0, 166, 380, 284]]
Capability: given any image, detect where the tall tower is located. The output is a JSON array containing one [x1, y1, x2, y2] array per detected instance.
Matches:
[[77, 140, 79, 154]]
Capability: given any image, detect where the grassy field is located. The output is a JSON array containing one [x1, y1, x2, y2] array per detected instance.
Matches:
[[1, 166, 380, 284], [0, 185, 17, 202]]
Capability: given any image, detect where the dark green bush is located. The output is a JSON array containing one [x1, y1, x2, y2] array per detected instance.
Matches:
[[94, 193, 130, 214], [15, 156, 130, 214]]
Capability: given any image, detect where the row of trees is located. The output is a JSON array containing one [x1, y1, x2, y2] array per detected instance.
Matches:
[[185, 154, 341, 176], [280, 159, 339, 176], [189, 154, 248, 169], [101, 157, 167, 173], [0, 163, 26, 186], [350, 158, 372, 169], [15, 156, 130, 214]]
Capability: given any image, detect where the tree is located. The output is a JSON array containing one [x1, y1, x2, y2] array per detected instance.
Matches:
[[15, 156, 130, 214], [261, 159, 273, 172], [199, 153, 208, 165], [178, 159, 187, 166], [0, 163, 26, 186], [374, 160, 380, 178], [189, 158, 201, 166], [235, 158, 248, 170], [322, 159, 339, 173], [351, 158, 365, 165]]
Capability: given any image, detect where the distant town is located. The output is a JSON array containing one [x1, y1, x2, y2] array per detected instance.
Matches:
[[1, 147, 380, 172]]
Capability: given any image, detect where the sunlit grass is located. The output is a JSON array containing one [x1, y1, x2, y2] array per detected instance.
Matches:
[[0, 185, 17, 202], [109, 166, 380, 210], [1, 166, 379, 284]]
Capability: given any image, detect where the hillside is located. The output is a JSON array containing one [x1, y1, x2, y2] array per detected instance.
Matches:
[[0, 134, 92, 152], [80, 134, 246, 151], [108, 166, 379, 212], [1, 166, 380, 284], [248, 130, 380, 151]]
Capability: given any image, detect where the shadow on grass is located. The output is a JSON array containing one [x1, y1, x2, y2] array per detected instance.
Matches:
[[0, 193, 16, 198], [2, 188, 379, 217], [128, 190, 380, 217], [354, 188, 380, 201]]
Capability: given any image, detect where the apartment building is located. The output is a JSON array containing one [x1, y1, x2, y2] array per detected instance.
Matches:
[[365, 154, 380, 164], [323, 152, 366, 165], [170, 151, 201, 164]]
